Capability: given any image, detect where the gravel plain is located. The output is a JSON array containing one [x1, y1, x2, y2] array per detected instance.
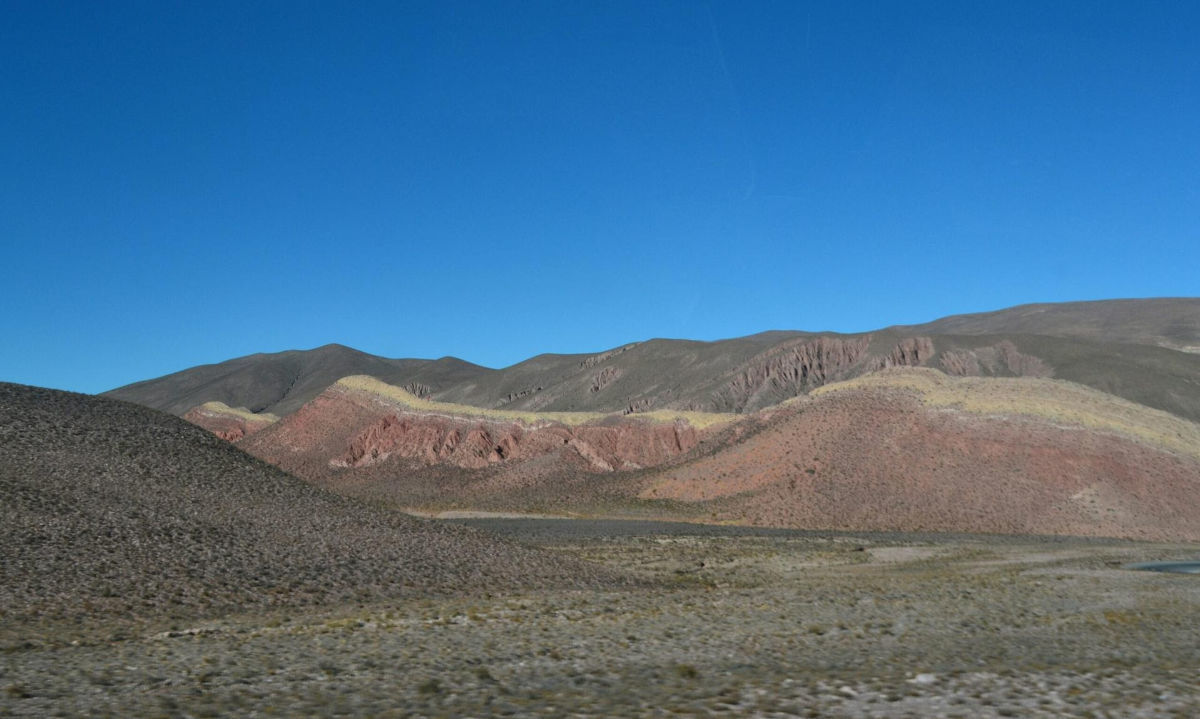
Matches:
[[3, 520, 1199, 718]]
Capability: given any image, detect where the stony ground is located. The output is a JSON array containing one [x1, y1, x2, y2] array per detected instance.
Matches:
[[3, 521, 1199, 718]]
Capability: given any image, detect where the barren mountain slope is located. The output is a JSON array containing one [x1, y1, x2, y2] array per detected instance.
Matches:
[[642, 369, 1200, 541], [234, 370, 1200, 541], [104, 343, 491, 417], [0, 382, 619, 628], [236, 376, 733, 512], [105, 299, 1200, 424], [898, 298, 1200, 350]]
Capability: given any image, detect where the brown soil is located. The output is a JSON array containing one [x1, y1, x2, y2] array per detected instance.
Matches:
[[644, 385, 1200, 541], [0, 382, 623, 634], [235, 373, 1200, 542], [5, 524, 1199, 717], [239, 381, 710, 476]]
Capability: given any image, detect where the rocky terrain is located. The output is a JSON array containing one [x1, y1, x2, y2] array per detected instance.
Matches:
[[240, 375, 730, 476], [643, 369, 1200, 541], [224, 367, 1200, 542], [181, 401, 277, 441], [105, 298, 1200, 423], [898, 297, 1200, 351], [0, 382, 621, 636], [5, 298, 1200, 716], [4, 520, 1198, 717]]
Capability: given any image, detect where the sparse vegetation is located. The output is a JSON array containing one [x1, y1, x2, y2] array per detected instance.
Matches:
[[336, 374, 735, 429], [0, 382, 622, 635], [813, 368, 1200, 459], [3, 523, 1198, 717], [195, 401, 279, 425]]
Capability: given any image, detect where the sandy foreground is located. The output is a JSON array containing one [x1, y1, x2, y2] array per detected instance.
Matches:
[[3, 520, 1199, 718]]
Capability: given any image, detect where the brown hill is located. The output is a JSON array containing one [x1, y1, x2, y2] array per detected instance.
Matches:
[[897, 297, 1200, 351], [642, 370, 1200, 541], [104, 299, 1200, 424], [235, 371, 1200, 541], [103, 343, 488, 418], [0, 382, 619, 628], [236, 376, 732, 512]]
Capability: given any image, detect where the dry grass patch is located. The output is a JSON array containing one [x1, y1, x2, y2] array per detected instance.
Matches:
[[338, 375, 736, 429], [195, 401, 279, 425], [813, 368, 1200, 459]]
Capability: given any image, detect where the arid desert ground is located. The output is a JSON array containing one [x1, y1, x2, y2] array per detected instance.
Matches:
[[5, 300, 1200, 717], [5, 520, 1199, 718]]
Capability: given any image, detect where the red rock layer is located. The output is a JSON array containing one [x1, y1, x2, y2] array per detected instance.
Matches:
[[643, 388, 1200, 541], [939, 340, 1052, 378], [238, 384, 706, 481], [237, 376, 1200, 541], [182, 407, 273, 442]]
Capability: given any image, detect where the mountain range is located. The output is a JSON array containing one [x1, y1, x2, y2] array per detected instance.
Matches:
[[100, 298, 1200, 541], [107, 298, 1200, 421]]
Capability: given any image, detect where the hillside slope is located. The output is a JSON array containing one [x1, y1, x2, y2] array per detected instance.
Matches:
[[0, 382, 618, 628], [897, 298, 1200, 350], [105, 299, 1200, 423], [236, 376, 733, 512], [104, 343, 490, 417], [642, 370, 1200, 540], [231, 370, 1200, 541]]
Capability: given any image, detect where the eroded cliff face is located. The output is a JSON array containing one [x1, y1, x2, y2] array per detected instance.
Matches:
[[710, 337, 873, 411], [578, 343, 639, 370], [940, 341, 1052, 378], [330, 406, 701, 473], [590, 367, 622, 394], [875, 337, 935, 370], [402, 382, 434, 399]]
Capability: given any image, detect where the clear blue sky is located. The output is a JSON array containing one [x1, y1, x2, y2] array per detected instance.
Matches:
[[3, 1, 1197, 393]]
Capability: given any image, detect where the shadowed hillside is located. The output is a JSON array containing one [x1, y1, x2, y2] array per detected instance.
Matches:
[[0, 383, 620, 630]]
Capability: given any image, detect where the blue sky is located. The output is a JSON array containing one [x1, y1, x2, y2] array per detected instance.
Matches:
[[2, 1, 1197, 393]]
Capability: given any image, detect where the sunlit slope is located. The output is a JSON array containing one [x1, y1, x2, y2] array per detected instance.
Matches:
[[105, 343, 491, 417], [106, 299, 1200, 423], [192, 400, 280, 424], [811, 368, 1200, 460], [897, 298, 1200, 351], [235, 375, 740, 514], [336, 375, 737, 429], [643, 370, 1200, 540]]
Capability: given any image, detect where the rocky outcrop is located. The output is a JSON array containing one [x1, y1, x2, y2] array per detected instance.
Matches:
[[573, 421, 699, 470], [499, 387, 543, 405], [711, 337, 873, 412], [579, 343, 639, 369], [590, 367, 622, 393], [940, 341, 1052, 378], [330, 408, 703, 473], [875, 337, 934, 369], [624, 398, 653, 415], [403, 382, 434, 399]]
